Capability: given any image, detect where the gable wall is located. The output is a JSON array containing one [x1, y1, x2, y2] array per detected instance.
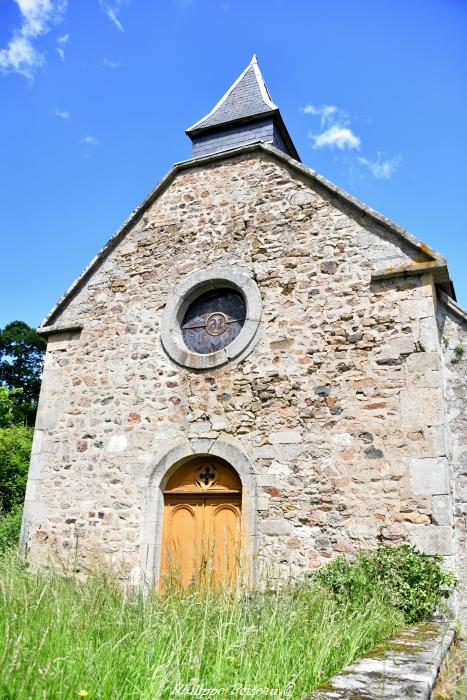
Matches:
[[22, 152, 456, 585]]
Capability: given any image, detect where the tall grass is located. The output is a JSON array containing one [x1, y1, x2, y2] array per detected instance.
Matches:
[[0, 551, 403, 699]]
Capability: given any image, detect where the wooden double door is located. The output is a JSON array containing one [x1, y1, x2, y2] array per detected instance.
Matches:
[[160, 458, 242, 589]]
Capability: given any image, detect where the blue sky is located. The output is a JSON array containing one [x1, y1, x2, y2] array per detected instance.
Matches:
[[0, 0, 466, 328]]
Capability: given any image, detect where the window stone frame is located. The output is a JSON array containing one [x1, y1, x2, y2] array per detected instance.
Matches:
[[160, 265, 262, 370]]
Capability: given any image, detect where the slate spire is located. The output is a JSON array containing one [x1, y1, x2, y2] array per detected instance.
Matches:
[[186, 55, 300, 161]]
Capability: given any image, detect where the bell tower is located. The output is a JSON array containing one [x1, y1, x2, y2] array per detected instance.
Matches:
[[186, 55, 300, 161]]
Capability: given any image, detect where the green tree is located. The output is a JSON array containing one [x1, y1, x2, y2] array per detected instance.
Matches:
[[0, 425, 32, 514], [0, 321, 46, 426], [0, 387, 21, 428]]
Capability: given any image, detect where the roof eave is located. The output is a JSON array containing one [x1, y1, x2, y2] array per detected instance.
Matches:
[[438, 289, 467, 324], [186, 109, 276, 138]]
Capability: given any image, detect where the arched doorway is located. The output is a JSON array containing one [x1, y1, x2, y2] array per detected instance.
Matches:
[[160, 456, 242, 589]]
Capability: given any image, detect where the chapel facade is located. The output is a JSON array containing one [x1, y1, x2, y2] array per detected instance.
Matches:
[[21, 57, 467, 615]]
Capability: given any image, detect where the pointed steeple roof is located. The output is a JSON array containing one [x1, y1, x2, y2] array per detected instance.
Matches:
[[187, 55, 277, 133], [186, 56, 300, 161]]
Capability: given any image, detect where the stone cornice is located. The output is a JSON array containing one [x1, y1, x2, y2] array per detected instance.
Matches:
[[37, 324, 83, 337], [371, 260, 450, 286]]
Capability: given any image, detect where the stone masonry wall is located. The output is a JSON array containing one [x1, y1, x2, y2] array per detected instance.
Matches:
[[437, 302, 467, 622], [22, 151, 456, 584]]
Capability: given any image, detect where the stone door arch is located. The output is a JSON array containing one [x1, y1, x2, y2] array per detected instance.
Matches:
[[141, 437, 257, 587]]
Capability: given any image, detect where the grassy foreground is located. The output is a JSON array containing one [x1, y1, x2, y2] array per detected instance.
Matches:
[[0, 551, 404, 699]]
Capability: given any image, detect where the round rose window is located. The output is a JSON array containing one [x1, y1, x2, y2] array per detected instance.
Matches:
[[160, 265, 262, 369], [181, 288, 246, 354]]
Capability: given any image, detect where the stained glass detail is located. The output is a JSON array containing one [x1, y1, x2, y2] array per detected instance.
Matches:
[[181, 289, 246, 354]]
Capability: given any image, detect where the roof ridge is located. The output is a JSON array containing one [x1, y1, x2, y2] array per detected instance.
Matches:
[[249, 54, 277, 112]]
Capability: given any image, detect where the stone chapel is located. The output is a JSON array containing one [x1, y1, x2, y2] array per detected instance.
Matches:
[[21, 56, 467, 614]]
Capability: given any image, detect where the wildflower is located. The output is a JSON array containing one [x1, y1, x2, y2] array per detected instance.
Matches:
[[78, 691, 89, 698]]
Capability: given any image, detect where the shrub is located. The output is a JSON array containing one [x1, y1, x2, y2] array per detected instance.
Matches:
[[452, 345, 465, 364], [0, 506, 22, 553], [314, 544, 457, 623]]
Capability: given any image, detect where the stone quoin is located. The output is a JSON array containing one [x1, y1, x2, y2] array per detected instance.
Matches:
[[21, 56, 467, 617]]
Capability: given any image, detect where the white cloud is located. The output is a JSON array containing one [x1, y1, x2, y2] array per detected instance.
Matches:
[[56, 31, 69, 59], [0, 35, 43, 75], [300, 104, 343, 128], [301, 104, 336, 117], [0, 0, 67, 78], [358, 154, 402, 179], [301, 104, 359, 149], [311, 125, 361, 150], [55, 108, 70, 118], [301, 100, 400, 180], [100, 0, 131, 32], [300, 104, 354, 131], [101, 57, 122, 69], [82, 135, 99, 146]]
